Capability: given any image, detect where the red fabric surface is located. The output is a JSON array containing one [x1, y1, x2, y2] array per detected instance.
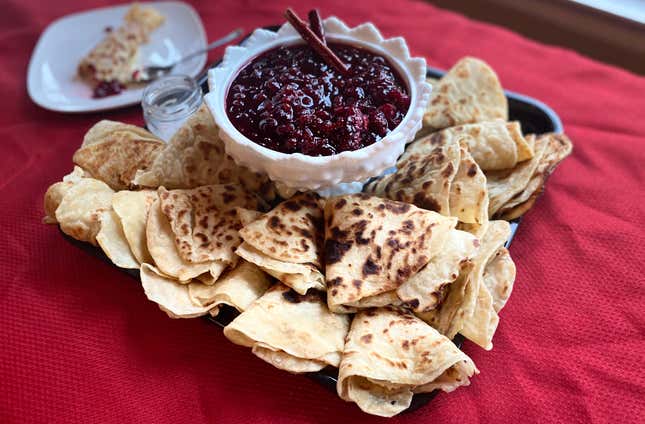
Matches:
[[1, 0, 644, 422]]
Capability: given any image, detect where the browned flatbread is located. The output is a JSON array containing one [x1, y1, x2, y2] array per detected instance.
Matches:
[[365, 132, 460, 216], [488, 133, 572, 219], [365, 132, 488, 224], [239, 192, 324, 267], [495, 133, 573, 219], [423, 57, 507, 130], [158, 184, 264, 266], [224, 284, 350, 373], [73, 121, 164, 190], [133, 104, 276, 201], [337, 307, 478, 417], [324, 194, 457, 312], [443, 121, 534, 170]]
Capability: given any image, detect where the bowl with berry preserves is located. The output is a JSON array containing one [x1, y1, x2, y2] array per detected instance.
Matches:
[[205, 11, 431, 194]]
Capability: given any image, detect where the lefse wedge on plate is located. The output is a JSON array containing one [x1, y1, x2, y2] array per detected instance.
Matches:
[[43, 55, 571, 416]]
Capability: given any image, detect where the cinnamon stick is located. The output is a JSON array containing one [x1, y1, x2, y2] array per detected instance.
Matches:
[[308, 9, 325, 43], [285, 8, 348, 76]]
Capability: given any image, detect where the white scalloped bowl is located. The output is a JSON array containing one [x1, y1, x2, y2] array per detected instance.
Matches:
[[205, 17, 431, 194]]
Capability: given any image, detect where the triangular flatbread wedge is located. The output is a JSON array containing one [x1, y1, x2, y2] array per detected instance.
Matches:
[[365, 133, 488, 224], [397, 229, 479, 313], [365, 131, 460, 215], [188, 260, 272, 317], [224, 284, 350, 373], [482, 247, 515, 313], [239, 192, 324, 267], [337, 307, 478, 417], [494, 133, 573, 220], [54, 178, 114, 245], [443, 121, 533, 170], [96, 209, 139, 269], [486, 134, 544, 216], [140, 263, 211, 319], [73, 121, 163, 190], [449, 143, 489, 224], [133, 104, 276, 201], [146, 198, 218, 282], [324, 194, 457, 312], [235, 242, 325, 294], [423, 57, 507, 130], [43, 166, 87, 224], [158, 184, 264, 267], [419, 221, 511, 350], [112, 190, 157, 264]]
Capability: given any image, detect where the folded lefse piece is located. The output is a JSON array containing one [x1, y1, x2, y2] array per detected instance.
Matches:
[[441, 120, 534, 170], [133, 103, 276, 202], [489, 133, 573, 220], [418, 220, 515, 350], [111, 190, 157, 264], [323, 194, 458, 313], [365, 131, 489, 224], [423, 57, 508, 131], [78, 4, 164, 84], [224, 284, 350, 373], [396, 229, 480, 313], [146, 184, 264, 282], [140, 260, 272, 319], [53, 177, 115, 245], [43, 166, 88, 224], [236, 192, 326, 294], [73, 121, 164, 190], [337, 307, 478, 417]]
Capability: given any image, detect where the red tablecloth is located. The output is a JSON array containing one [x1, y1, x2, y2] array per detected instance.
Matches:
[[2, 0, 644, 422]]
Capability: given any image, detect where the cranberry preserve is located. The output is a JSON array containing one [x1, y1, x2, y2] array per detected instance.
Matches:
[[226, 43, 410, 156], [92, 80, 125, 98]]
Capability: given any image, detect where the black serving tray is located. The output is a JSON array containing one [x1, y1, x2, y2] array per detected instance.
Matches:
[[64, 27, 562, 414]]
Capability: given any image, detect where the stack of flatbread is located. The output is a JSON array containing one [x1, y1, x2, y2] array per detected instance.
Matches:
[[42, 55, 573, 417], [387, 57, 572, 222]]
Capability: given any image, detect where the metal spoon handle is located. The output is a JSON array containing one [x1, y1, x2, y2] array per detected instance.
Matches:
[[174, 28, 244, 66]]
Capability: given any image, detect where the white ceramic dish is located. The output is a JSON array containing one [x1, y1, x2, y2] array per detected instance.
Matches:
[[205, 17, 431, 194], [27, 1, 207, 113]]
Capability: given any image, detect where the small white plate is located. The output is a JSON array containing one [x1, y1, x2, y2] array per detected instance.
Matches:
[[27, 1, 207, 113]]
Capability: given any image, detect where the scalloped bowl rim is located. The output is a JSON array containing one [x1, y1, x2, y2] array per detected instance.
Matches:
[[205, 17, 431, 189]]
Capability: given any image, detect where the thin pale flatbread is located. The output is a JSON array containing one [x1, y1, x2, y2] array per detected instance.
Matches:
[[443, 121, 533, 170], [423, 57, 507, 130], [482, 247, 516, 313], [55, 178, 114, 245], [449, 143, 489, 224], [224, 284, 350, 373], [139, 264, 211, 319], [112, 190, 157, 264], [188, 260, 272, 316], [365, 131, 460, 215], [495, 133, 573, 219], [236, 242, 325, 294], [337, 307, 478, 417], [397, 229, 479, 313], [43, 166, 87, 224], [96, 209, 139, 269]]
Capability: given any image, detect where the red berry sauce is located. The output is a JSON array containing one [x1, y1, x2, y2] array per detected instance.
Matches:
[[92, 80, 125, 99], [226, 43, 410, 156]]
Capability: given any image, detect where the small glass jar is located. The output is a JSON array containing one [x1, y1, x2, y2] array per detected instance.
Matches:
[[142, 75, 203, 141]]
